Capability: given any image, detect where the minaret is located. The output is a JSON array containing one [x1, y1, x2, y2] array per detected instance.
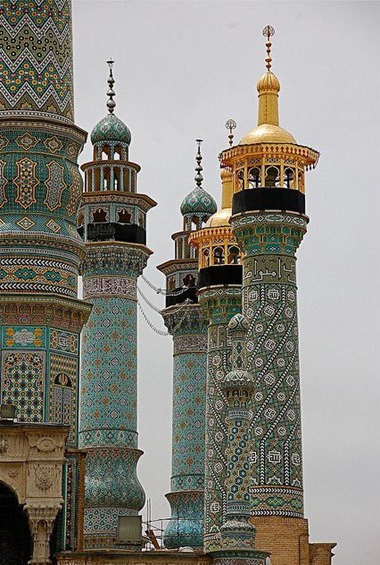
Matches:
[[222, 26, 320, 564], [0, 1, 90, 561], [78, 62, 156, 549], [157, 141, 216, 549], [214, 313, 269, 565], [189, 160, 242, 553]]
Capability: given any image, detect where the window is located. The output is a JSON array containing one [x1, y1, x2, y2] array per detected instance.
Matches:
[[248, 167, 261, 189], [265, 166, 280, 187]]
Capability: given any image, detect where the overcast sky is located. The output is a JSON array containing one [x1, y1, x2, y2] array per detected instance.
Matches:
[[72, 2, 379, 563]]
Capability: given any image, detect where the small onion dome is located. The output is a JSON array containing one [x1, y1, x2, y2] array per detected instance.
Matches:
[[91, 113, 131, 145], [180, 186, 217, 217], [228, 313, 249, 332], [205, 207, 232, 228], [240, 123, 296, 145], [257, 70, 280, 93]]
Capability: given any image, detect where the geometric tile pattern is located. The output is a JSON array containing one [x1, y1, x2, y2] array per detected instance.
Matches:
[[80, 239, 150, 545], [232, 211, 307, 519], [14, 157, 38, 209], [161, 305, 207, 549], [49, 353, 77, 445], [0, 1, 74, 121], [0, 259, 78, 298], [198, 286, 242, 553], [83, 446, 145, 547], [44, 160, 67, 211], [1, 350, 45, 422], [79, 295, 138, 448]]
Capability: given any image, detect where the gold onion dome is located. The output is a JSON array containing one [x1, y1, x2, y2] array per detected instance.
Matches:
[[240, 26, 296, 146], [204, 207, 232, 228]]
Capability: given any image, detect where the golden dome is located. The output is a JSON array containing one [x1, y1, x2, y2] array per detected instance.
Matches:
[[257, 70, 280, 93], [205, 208, 232, 228], [240, 123, 296, 145]]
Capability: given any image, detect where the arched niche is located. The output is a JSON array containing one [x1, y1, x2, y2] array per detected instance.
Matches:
[[0, 481, 32, 565]]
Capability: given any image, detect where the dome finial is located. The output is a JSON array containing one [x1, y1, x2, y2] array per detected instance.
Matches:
[[225, 119, 237, 147], [195, 139, 203, 188], [262, 25, 275, 72], [106, 59, 116, 114]]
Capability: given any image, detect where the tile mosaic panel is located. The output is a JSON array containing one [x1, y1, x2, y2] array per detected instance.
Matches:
[[79, 296, 138, 447], [1, 350, 45, 422], [49, 353, 78, 445]]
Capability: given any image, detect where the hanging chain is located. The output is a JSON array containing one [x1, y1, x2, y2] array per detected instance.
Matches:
[[137, 293, 196, 337], [137, 285, 163, 313], [140, 273, 189, 297]]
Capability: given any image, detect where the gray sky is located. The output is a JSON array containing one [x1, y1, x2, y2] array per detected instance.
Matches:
[[72, 2, 380, 563]]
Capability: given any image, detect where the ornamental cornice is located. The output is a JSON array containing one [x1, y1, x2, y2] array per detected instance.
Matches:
[[82, 159, 141, 173], [220, 142, 319, 169], [0, 294, 92, 332], [81, 191, 157, 212], [162, 303, 208, 335], [0, 232, 86, 261], [189, 226, 237, 248], [81, 242, 152, 277], [157, 259, 197, 276], [0, 117, 87, 146], [231, 210, 309, 230]]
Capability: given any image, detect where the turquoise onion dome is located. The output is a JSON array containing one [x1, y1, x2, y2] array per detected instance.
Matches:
[[90, 59, 131, 146], [90, 113, 131, 145], [180, 140, 217, 218], [180, 186, 217, 216]]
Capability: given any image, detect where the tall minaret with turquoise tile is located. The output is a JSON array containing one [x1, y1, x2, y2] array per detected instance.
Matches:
[[78, 62, 156, 549], [0, 0, 91, 557], [222, 27, 320, 564], [157, 141, 216, 549]]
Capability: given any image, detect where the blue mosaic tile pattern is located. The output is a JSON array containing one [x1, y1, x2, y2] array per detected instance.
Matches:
[[231, 212, 307, 518], [79, 296, 138, 448], [198, 287, 242, 553]]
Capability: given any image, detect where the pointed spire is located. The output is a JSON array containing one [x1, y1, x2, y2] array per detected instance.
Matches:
[[194, 139, 204, 187], [263, 24, 275, 71], [257, 26, 280, 127], [106, 59, 116, 114]]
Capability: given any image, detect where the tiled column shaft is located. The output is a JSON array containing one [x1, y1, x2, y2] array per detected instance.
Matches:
[[162, 305, 208, 549], [231, 211, 307, 518], [79, 245, 147, 547], [198, 286, 241, 553]]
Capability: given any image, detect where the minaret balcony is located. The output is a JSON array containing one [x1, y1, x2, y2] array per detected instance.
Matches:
[[165, 286, 198, 308], [198, 264, 242, 290], [232, 186, 305, 216], [78, 222, 146, 245]]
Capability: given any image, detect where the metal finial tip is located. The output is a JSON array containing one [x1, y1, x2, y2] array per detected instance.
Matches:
[[225, 119, 237, 131], [225, 119, 236, 147], [195, 140, 203, 187], [106, 60, 116, 114], [262, 25, 275, 39]]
